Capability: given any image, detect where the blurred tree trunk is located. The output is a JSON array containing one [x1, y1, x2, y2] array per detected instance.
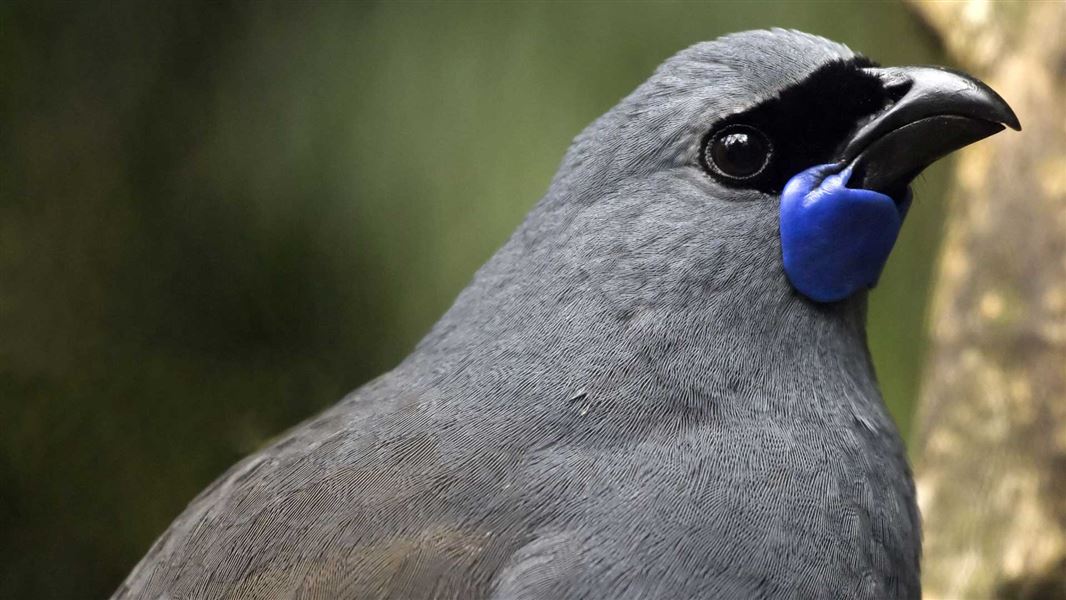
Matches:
[[906, 1, 1066, 598]]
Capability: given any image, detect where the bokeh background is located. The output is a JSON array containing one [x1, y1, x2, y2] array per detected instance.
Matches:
[[2, 2, 952, 598]]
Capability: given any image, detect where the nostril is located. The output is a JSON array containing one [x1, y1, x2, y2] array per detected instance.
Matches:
[[883, 78, 912, 103], [863, 66, 914, 103]]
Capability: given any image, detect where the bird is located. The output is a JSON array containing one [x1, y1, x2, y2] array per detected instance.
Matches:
[[114, 29, 1018, 600]]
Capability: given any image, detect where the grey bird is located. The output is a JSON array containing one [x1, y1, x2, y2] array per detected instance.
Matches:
[[114, 30, 1018, 599]]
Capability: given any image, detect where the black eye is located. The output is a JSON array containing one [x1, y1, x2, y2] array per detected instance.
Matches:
[[702, 124, 772, 181]]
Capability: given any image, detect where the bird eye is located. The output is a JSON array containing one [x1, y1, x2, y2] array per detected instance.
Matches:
[[703, 124, 772, 181]]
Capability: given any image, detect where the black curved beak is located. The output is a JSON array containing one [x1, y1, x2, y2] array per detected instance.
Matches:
[[839, 65, 1020, 198]]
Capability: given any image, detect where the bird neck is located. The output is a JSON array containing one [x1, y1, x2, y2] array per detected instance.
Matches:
[[406, 237, 882, 427]]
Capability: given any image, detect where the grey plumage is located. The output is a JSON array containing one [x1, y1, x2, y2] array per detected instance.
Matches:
[[115, 30, 921, 599]]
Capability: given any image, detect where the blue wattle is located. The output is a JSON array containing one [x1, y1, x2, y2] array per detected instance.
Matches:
[[780, 164, 912, 303]]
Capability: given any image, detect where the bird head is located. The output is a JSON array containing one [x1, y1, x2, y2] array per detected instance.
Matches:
[[530, 29, 1018, 312]]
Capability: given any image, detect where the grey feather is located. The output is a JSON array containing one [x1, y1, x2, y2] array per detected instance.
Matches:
[[114, 29, 919, 600]]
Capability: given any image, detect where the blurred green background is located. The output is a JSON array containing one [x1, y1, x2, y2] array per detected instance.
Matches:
[[1, 2, 950, 598]]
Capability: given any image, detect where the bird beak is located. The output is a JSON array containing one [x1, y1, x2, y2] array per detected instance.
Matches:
[[838, 65, 1020, 198]]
